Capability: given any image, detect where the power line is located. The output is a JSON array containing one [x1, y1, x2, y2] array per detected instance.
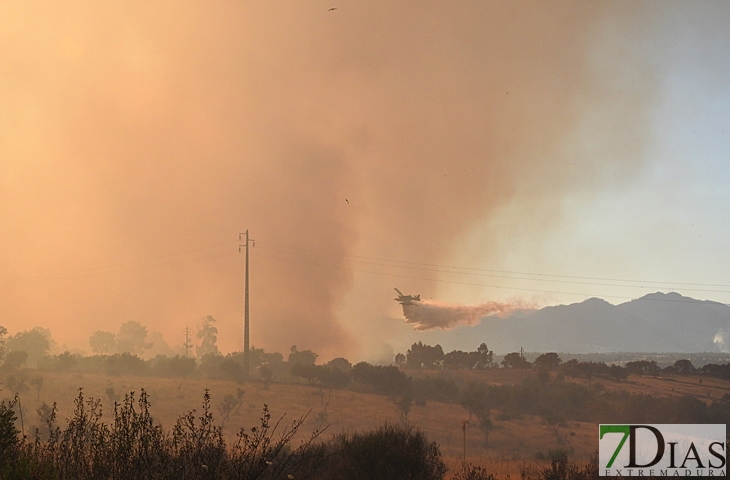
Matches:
[[254, 246, 730, 294], [251, 251, 629, 300], [255, 241, 730, 289], [252, 247, 730, 293], [3, 235, 728, 305], [250, 252, 730, 305]]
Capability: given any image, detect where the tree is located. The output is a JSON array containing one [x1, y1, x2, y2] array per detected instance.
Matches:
[[534, 352, 562, 370], [261, 351, 287, 379], [441, 344, 495, 370], [115, 321, 152, 355], [146, 330, 175, 357], [3, 351, 28, 369], [350, 362, 410, 395], [217, 394, 241, 428], [501, 352, 530, 369], [198, 352, 224, 377], [291, 364, 350, 389], [196, 316, 219, 357], [318, 366, 351, 389], [475, 409, 493, 446], [672, 359, 695, 375], [444, 350, 471, 370], [406, 342, 444, 369], [608, 364, 628, 380], [393, 394, 413, 424], [459, 382, 488, 420], [149, 354, 196, 377], [561, 358, 580, 378], [220, 357, 244, 382], [248, 346, 272, 369], [326, 357, 353, 373], [395, 353, 406, 367], [35, 401, 55, 442], [473, 343, 495, 369], [291, 363, 319, 385], [89, 331, 116, 354], [625, 360, 661, 376], [6, 327, 52, 366], [106, 352, 148, 376], [5, 375, 28, 395], [288, 345, 317, 367], [55, 351, 78, 371]]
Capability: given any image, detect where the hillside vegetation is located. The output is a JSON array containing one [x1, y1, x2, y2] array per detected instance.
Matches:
[[1, 330, 729, 478]]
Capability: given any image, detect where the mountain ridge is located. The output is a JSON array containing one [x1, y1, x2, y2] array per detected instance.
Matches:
[[384, 291, 730, 355]]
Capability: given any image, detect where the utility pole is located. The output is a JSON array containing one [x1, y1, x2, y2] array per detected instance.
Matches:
[[184, 327, 192, 358], [520, 346, 524, 380], [461, 420, 469, 465], [239, 230, 254, 379]]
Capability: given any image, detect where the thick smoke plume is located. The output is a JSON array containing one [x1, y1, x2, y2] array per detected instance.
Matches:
[[0, 1, 661, 356], [400, 300, 524, 331]]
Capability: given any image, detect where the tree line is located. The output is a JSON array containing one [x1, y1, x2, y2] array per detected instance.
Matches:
[[395, 341, 730, 382], [0, 316, 221, 371], [2, 328, 729, 479]]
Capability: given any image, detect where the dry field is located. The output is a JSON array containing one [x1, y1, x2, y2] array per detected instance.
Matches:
[[588, 373, 730, 403], [5, 369, 728, 478], [413, 367, 730, 403]]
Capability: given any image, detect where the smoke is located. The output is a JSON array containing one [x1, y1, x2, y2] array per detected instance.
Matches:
[[713, 329, 730, 353], [400, 299, 528, 331], [0, 1, 663, 357]]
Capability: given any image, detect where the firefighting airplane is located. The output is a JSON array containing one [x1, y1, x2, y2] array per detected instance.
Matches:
[[394, 288, 421, 306]]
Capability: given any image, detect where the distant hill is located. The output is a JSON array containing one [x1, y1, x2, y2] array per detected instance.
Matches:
[[385, 292, 730, 355]]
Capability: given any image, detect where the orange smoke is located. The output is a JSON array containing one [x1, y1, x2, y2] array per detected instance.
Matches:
[[0, 1, 659, 357]]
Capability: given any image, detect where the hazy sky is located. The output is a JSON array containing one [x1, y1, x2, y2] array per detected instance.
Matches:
[[1, 1, 729, 360]]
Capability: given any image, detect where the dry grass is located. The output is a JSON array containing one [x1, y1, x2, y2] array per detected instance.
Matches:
[[5, 368, 727, 479], [409, 367, 527, 386], [443, 455, 554, 479], [8, 372, 596, 460], [578, 373, 730, 403], [412, 367, 730, 404]]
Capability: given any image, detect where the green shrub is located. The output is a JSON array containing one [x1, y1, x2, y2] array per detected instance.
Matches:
[[327, 423, 447, 480], [106, 353, 148, 376], [0, 396, 20, 467], [0, 389, 454, 480]]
